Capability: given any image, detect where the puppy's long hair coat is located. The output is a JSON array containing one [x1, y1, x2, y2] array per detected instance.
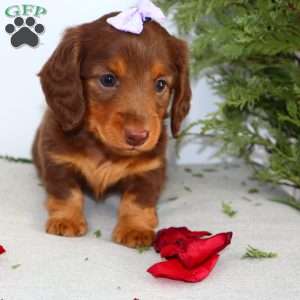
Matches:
[[32, 13, 191, 248]]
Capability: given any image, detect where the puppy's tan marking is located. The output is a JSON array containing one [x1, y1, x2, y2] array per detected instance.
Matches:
[[50, 153, 162, 197], [112, 192, 158, 248], [108, 58, 127, 77], [151, 62, 168, 78], [46, 189, 87, 237]]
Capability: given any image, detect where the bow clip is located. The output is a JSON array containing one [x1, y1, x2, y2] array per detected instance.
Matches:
[[106, 0, 165, 35]]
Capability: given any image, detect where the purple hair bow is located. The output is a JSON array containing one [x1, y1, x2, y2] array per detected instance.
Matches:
[[106, 0, 165, 34]]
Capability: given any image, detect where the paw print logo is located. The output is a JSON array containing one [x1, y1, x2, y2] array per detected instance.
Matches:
[[5, 16, 45, 48]]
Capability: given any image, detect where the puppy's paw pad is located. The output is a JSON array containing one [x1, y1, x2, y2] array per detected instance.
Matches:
[[46, 217, 87, 237], [113, 224, 155, 248]]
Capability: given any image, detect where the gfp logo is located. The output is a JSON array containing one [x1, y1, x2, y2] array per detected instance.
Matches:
[[4, 4, 46, 48]]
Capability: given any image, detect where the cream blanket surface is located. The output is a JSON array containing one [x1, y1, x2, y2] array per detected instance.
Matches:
[[0, 159, 299, 300]]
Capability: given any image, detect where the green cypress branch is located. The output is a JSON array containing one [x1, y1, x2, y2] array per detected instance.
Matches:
[[242, 245, 277, 259], [270, 196, 300, 212], [222, 202, 237, 217], [0, 155, 32, 164], [158, 0, 300, 190]]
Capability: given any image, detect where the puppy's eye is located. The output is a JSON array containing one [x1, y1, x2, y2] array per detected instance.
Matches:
[[100, 74, 117, 87], [155, 79, 167, 93]]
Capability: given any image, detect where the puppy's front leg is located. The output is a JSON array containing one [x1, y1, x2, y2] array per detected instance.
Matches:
[[46, 188, 87, 237], [43, 162, 87, 237], [113, 167, 165, 248]]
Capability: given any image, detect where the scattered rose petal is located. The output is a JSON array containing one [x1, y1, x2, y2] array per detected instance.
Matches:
[[179, 232, 233, 268], [0, 245, 5, 255], [147, 255, 219, 283], [148, 227, 233, 283], [159, 243, 183, 258], [154, 227, 211, 254]]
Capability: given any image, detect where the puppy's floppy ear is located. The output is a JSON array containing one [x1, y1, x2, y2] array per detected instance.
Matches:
[[169, 37, 192, 138], [39, 28, 85, 132]]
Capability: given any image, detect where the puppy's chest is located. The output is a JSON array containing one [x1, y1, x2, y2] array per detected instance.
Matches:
[[52, 152, 162, 196]]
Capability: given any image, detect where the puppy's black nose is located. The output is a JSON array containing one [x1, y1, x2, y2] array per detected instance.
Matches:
[[125, 129, 149, 146]]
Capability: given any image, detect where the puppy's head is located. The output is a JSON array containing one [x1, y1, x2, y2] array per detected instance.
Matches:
[[39, 13, 191, 156]]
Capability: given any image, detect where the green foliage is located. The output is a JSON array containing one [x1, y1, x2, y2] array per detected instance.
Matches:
[[0, 155, 32, 164], [248, 188, 259, 194], [192, 172, 204, 178], [242, 245, 277, 259], [184, 185, 192, 192], [11, 264, 21, 269], [157, 0, 300, 190], [136, 246, 151, 253], [222, 202, 237, 217], [93, 229, 102, 238], [270, 196, 300, 211]]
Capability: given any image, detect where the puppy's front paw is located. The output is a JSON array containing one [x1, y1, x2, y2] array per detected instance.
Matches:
[[46, 217, 87, 237], [113, 223, 155, 248]]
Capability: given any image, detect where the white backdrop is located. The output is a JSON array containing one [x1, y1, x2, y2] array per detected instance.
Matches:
[[0, 0, 221, 164]]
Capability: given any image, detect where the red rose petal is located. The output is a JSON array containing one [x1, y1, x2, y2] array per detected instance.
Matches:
[[0, 245, 5, 255], [154, 227, 211, 253], [159, 244, 183, 258], [179, 232, 233, 268], [147, 254, 219, 283]]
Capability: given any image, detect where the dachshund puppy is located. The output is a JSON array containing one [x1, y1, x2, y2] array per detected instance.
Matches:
[[32, 12, 191, 248]]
